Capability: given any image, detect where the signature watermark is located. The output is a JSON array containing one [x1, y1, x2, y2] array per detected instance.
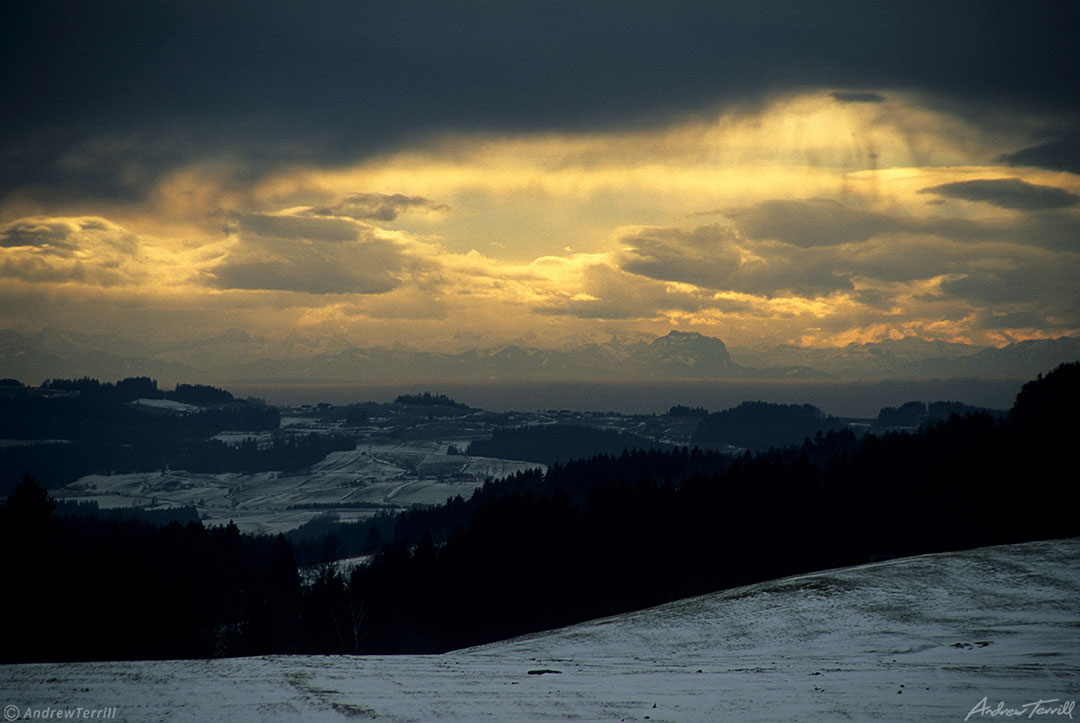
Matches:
[[3, 706, 118, 721], [966, 697, 1075, 721]]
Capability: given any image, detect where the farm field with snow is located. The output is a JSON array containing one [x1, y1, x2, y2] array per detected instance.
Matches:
[[3, 538, 1076, 721], [45, 398, 702, 534], [52, 441, 541, 535]]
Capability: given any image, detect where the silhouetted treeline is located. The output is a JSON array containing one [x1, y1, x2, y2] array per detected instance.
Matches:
[[394, 392, 468, 408], [667, 404, 708, 417], [40, 377, 235, 405], [2, 478, 300, 663], [0, 379, 280, 493], [467, 424, 675, 466], [2, 363, 1077, 662], [314, 363, 1079, 653], [692, 400, 846, 450], [0, 396, 277, 443], [0, 430, 352, 494], [53, 498, 201, 525], [334, 398, 479, 426], [876, 399, 1004, 428], [876, 400, 929, 426], [290, 491, 488, 565]]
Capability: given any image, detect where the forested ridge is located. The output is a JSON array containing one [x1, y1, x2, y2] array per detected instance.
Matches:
[[1, 363, 1076, 662], [466, 424, 676, 466], [0, 377, 356, 494]]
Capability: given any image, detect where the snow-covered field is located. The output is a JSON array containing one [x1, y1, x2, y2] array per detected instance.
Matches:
[[131, 398, 200, 413], [53, 442, 542, 535], [3, 538, 1076, 721]]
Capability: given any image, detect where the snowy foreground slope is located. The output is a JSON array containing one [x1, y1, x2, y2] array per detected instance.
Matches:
[[3, 539, 1077, 722]]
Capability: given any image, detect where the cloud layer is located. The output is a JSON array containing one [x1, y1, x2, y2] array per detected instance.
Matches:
[[0, 4, 1078, 362], [2, 1, 1078, 202], [918, 178, 1080, 210]]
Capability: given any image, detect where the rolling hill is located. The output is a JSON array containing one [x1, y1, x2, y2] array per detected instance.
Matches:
[[3, 538, 1075, 721]]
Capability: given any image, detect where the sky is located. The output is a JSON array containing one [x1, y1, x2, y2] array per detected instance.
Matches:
[[1, 0, 1078, 358]]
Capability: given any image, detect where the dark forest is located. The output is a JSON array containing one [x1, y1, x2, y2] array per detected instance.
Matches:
[[1, 363, 1076, 663]]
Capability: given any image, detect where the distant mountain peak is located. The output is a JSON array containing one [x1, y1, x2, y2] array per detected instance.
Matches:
[[644, 330, 739, 375], [651, 330, 728, 347], [657, 330, 713, 341]]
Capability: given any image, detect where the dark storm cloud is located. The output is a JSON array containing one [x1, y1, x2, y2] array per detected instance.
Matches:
[[727, 196, 1079, 251], [0, 217, 143, 286], [209, 237, 407, 295], [0, 255, 88, 284], [938, 255, 1080, 315], [729, 200, 901, 246], [209, 258, 398, 295], [0, 126, 233, 205], [618, 224, 853, 297], [0, 219, 76, 250], [534, 264, 721, 320], [851, 288, 897, 310], [941, 271, 1052, 305], [971, 308, 1063, 331], [998, 134, 1080, 175], [230, 213, 362, 243], [308, 194, 448, 222], [1009, 212, 1080, 252], [2, 0, 1078, 200], [618, 225, 744, 289], [610, 215, 1080, 320], [0, 217, 137, 256], [918, 178, 1080, 211], [830, 91, 887, 103]]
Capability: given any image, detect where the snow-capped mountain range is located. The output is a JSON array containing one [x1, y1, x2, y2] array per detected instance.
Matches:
[[1, 327, 1077, 385]]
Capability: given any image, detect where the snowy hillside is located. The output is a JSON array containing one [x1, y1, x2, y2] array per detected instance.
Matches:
[[3, 538, 1076, 721], [52, 442, 541, 535]]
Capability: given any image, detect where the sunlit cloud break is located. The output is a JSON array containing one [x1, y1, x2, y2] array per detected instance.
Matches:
[[0, 2, 1077, 373]]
